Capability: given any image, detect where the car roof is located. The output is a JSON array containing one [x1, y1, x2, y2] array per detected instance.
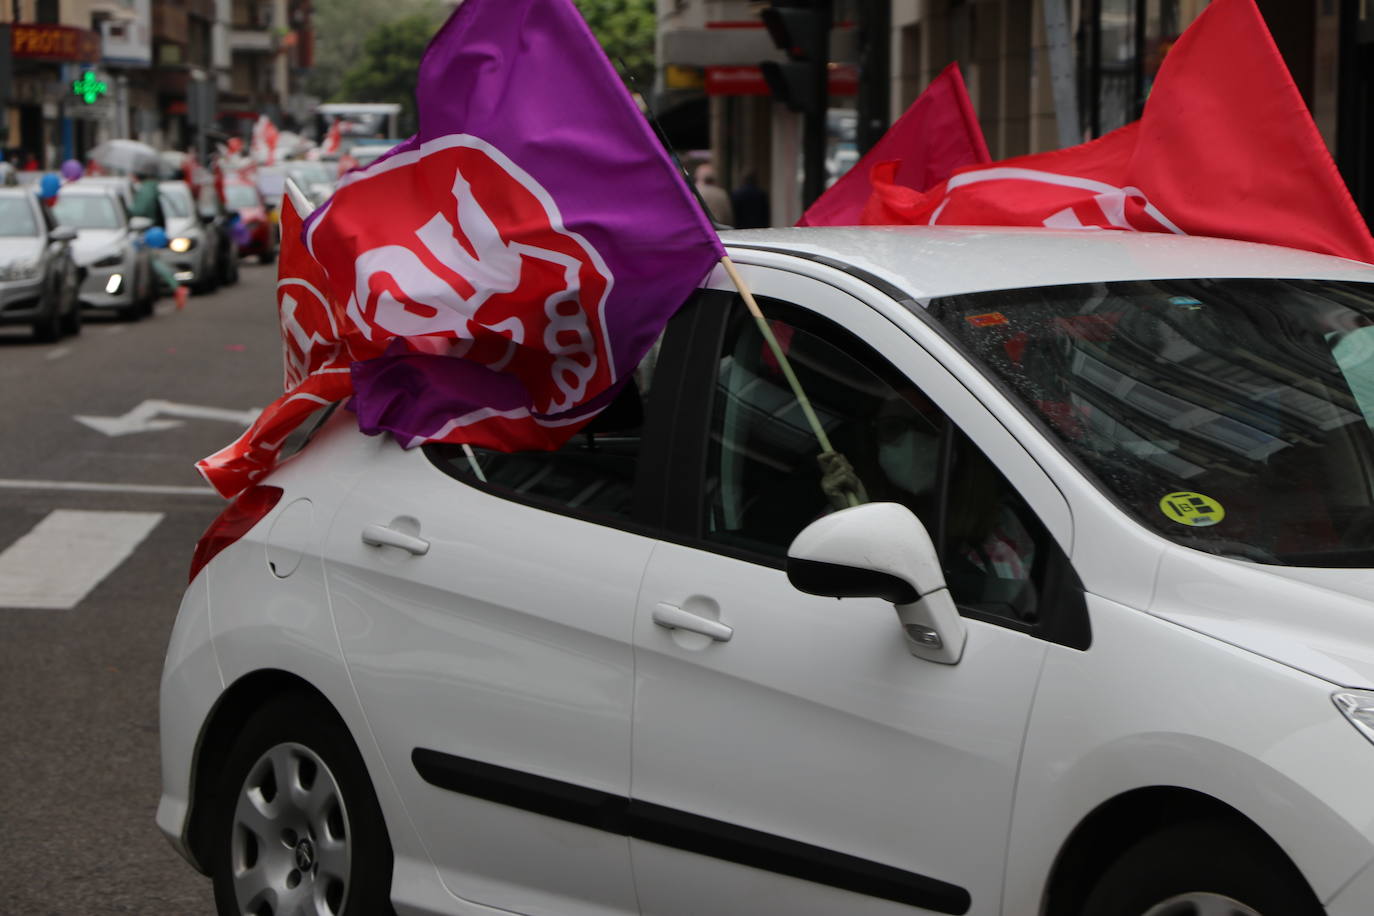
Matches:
[[58, 182, 120, 196], [720, 226, 1374, 300]]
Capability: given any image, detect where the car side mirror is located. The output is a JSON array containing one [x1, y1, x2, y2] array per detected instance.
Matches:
[[129, 216, 153, 232], [49, 225, 77, 243], [786, 502, 967, 664]]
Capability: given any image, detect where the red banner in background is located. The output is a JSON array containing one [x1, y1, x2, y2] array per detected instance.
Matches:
[[12, 24, 101, 63]]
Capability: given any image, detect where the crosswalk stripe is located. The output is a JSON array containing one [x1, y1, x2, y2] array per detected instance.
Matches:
[[0, 510, 164, 609]]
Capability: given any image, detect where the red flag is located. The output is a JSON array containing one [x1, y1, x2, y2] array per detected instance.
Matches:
[[800, 63, 989, 227], [196, 197, 364, 497], [322, 120, 342, 155], [865, 0, 1374, 264]]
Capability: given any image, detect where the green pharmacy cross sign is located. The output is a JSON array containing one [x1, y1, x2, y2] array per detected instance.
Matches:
[[71, 71, 108, 105]]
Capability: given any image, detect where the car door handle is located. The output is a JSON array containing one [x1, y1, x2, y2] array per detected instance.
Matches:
[[652, 602, 732, 642], [361, 524, 430, 556]]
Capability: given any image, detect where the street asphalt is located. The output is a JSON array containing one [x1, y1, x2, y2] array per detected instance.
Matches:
[[0, 260, 284, 914]]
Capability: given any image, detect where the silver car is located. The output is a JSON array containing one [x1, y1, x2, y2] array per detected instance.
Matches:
[[0, 188, 79, 341], [156, 180, 222, 294], [52, 182, 156, 320]]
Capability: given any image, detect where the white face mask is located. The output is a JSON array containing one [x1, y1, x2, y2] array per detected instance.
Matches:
[[878, 428, 940, 496]]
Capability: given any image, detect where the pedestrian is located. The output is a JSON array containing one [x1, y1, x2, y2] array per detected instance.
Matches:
[[730, 172, 771, 229], [693, 162, 733, 226], [129, 169, 165, 228]]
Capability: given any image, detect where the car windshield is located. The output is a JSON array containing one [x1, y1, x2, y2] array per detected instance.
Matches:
[[52, 194, 121, 229], [160, 187, 192, 218], [288, 163, 331, 184], [930, 278, 1374, 567], [256, 167, 286, 198], [225, 184, 258, 209], [0, 197, 38, 236]]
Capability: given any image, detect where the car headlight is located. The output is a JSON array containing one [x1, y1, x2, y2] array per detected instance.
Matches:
[[1334, 691, 1374, 745], [0, 261, 39, 281], [92, 252, 123, 268], [169, 237, 195, 253]]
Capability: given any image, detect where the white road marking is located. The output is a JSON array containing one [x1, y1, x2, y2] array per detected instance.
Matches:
[[0, 478, 219, 496], [45, 346, 71, 361], [75, 399, 258, 437], [0, 510, 164, 609]]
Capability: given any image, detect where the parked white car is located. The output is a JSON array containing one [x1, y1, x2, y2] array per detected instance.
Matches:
[[52, 181, 156, 320], [160, 227, 1374, 916]]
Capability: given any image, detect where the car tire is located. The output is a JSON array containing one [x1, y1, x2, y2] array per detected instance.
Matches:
[[59, 296, 81, 336], [259, 247, 277, 265], [31, 306, 60, 342], [1080, 818, 1322, 916], [31, 281, 62, 342], [223, 249, 240, 286], [208, 693, 396, 916]]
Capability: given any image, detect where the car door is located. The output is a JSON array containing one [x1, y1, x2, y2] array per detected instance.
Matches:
[[320, 305, 697, 915], [627, 266, 1086, 915]]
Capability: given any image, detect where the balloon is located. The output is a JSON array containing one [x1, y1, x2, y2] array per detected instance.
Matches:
[[38, 173, 60, 199], [144, 226, 169, 249], [59, 159, 83, 181]]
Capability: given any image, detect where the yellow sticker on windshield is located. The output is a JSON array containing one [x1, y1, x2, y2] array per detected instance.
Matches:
[[1159, 491, 1226, 527]]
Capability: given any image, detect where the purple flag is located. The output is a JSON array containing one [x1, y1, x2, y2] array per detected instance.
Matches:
[[303, 0, 723, 451]]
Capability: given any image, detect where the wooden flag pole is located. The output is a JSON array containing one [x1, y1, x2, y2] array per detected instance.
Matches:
[[719, 256, 860, 508]]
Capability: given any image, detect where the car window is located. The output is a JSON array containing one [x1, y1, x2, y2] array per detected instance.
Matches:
[[52, 194, 121, 229], [160, 188, 191, 218], [930, 279, 1374, 568], [225, 184, 258, 209], [704, 297, 1050, 621], [425, 333, 666, 524], [0, 197, 38, 236]]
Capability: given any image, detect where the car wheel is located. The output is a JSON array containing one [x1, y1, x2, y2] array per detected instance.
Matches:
[[59, 296, 81, 336], [224, 249, 240, 286], [259, 247, 277, 265], [1081, 819, 1322, 916], [209, 693, 396, 916], [31, 305, 60, 342]]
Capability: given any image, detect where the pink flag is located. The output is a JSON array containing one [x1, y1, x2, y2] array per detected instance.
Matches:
[[863, 0, 1374, 264], [799, 63, 989, 227]]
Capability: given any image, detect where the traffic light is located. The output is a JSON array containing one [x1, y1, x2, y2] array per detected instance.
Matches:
[[759, 1, 831, 115], [759, 0, 832, 207]]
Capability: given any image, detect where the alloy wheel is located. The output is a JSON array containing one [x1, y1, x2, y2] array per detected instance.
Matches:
[[229, 741, 352, 916], [1143, 893, 1263, 916]]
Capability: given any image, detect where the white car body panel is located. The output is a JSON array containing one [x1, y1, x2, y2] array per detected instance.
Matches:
[[320, 432, 645, 915], [159, 228, 1374, 915]]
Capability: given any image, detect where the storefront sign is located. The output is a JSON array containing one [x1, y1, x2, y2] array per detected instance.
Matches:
[[12, 24, 101, 63], [705, 64, 856, 97]]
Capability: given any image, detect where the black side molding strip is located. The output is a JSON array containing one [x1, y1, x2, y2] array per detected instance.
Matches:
[[412, 748, 971, 915]]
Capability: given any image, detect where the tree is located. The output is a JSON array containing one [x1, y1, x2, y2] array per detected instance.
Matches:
[[306, 0, 442, 102], [336, 13, 442, 134], [573, 0, 656, 94]]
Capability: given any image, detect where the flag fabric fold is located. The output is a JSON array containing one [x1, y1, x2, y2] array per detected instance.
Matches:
[[197, 196, 359, 497], [199, 0, 723, 498], [864, 0, 1374, 264], [800, 62, 989, 227]]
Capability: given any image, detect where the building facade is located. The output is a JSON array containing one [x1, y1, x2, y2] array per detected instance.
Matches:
[[0, 0, 309, 168], [658, 0, 1374, 228]]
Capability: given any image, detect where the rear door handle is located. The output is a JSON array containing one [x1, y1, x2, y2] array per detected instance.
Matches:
[[652, 602, 732, 642], [361, 524, 430, 556]]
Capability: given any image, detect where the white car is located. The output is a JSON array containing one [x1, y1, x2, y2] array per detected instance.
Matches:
[[160, 227, 1374, 916], [52, 182, 156, 320], [156, 180, 222, 293]]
